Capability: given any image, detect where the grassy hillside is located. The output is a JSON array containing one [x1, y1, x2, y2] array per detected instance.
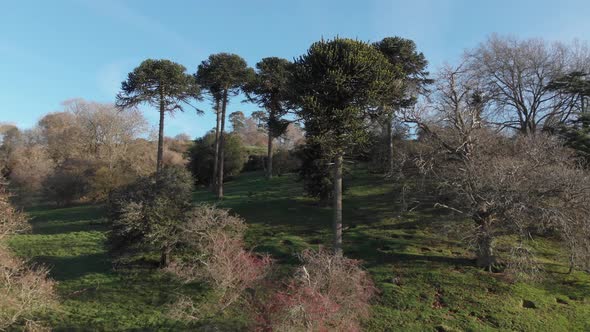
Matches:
[[7, 169, 590, 331]]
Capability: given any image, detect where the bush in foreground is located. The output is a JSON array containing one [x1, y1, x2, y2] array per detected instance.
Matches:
[[251, 248, 376, 331], [167, 207, 377, 329], [168, 205, 272, 317], [108, 166, 194, 266], [0, 178, 56, 331]]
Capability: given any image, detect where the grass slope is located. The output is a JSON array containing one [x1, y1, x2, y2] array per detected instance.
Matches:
[[7, 170, 590, 331]]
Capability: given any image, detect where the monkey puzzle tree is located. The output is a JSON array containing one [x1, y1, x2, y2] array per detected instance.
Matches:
[[293, 38, 397, 256], [195, 75, 223, 192], [373, 37, 431, 176], [108, 166, 194, 267], [196, 53, 253, 198], [548, 72, 590, 164], [244, 57, 293, 179], [116, 59, 200, 174]]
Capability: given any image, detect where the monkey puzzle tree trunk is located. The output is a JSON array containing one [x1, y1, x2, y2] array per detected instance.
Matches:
[[386, 113, 394, 177], [267, 128, 273, 179], [156, 94, 165, 174], [333, 154, 343, 256], [211, 98, 221, 192], [217, 90, 228, 199]]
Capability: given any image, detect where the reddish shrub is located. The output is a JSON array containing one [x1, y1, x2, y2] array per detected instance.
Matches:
[[168, 205, 272, 317], [251, 248, 377, 332]]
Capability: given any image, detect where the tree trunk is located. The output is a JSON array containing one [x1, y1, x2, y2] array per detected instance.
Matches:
[[386, 113, 394, 176], [211, 98, 221, 192], [217, 90, 228, 199], [267, 130, 273, 179], [475, 224, 496, 270], [160, 246, 171, 267], [567, 252, 575, 274], [333, 154, 343, 256], [156, 103, 165, 174]]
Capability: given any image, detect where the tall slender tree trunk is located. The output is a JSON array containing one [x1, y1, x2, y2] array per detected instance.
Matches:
[[267, 129, 273, 179], [386, 113, 394, 176], [333, 154, 343, 256], [211, 98, 221, 192], [217, 90, 228, 199], [156, 95, 165, 174]]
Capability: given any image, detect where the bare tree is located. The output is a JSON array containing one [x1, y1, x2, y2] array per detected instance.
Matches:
[[405, 63, 590, 272], [64, 99, 148, 170], [8, 145, 55, 201], [38, 111, 84, 164], [466, 35, 574, 134]]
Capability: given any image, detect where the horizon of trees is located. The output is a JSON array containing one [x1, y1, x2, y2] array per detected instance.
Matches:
[[1, 33, 589, 269]]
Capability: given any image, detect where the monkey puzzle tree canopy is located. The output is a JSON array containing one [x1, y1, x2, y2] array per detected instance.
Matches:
[[244, 57, 293, 178], [244, 57, 293, 121], [117, 59, 200, 111], [195, 53, 253, 198], [196, 53, 254, 95], [374, 37, 430, 84], [116, 59, 200, 173], [293, 37, 398, 157]]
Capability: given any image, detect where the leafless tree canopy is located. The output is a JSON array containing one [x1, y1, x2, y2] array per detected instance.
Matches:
[[465, 35, 590, 134], [404, 57, 590, 272], [0, 99, 195, 204]]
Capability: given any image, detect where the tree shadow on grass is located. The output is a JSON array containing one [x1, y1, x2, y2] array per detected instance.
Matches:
[[28, 205, 105, 223], [31, 218, 109, 235], [345, 226, 475, 270], [536, 271, 590, 303], [27, 205, 108, 235], [35, 253, 111, 281]]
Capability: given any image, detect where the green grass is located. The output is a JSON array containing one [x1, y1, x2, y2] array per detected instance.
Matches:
[[7, 169, 590, 331]]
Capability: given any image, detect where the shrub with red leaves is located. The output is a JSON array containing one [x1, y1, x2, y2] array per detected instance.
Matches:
[[167, 205, 272, 318], [251, 248, 376, 332]]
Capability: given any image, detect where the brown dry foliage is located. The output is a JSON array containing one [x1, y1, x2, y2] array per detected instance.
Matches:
[[167, 205, 272, 318], [0, 179, 56, 331], [0, 249, 56, 331], [0, 180, 29, 238]]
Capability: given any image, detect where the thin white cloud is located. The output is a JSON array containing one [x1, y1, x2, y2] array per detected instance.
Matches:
[[71, 0, 201, 56]]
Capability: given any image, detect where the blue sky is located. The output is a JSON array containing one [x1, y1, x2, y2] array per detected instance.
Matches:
[[1, 0, 588, 138]]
